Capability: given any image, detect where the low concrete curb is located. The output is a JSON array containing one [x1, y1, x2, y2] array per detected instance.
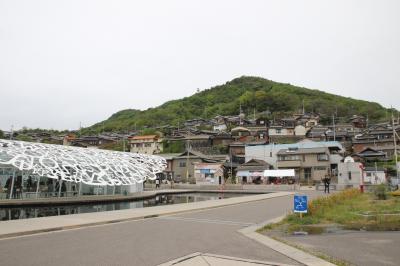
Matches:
[[157, 252, 295, 266], [0, 191, 292, 239], [239, 218, 335, 266]]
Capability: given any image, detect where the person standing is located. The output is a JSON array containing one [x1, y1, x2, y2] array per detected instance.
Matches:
[[155, 178, 160, 189], [27, 176, 33, 192], [15, 176, 22, 199], [5, 176, 12, 198], [324, 175, 331, 194]]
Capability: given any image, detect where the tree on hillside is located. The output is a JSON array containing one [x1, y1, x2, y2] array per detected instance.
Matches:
[[81, 76, 392, 132], [15, 134, 32, 142], [239, 91, 255, 108]]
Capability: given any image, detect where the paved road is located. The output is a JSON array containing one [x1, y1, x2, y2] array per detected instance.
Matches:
[[0, 193, 314, 266]]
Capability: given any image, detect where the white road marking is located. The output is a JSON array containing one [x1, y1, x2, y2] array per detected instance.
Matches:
[[158, 216, 255, 226]]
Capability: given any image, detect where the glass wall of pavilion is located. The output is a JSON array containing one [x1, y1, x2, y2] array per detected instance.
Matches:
[[0, 164, 143, 200]]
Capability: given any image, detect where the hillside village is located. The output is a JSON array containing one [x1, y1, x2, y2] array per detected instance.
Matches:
[[2, 2, 400, 265], [3, 109, 399, 189]]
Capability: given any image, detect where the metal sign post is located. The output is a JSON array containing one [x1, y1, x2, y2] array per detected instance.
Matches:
[[359, 163, 365, 193]]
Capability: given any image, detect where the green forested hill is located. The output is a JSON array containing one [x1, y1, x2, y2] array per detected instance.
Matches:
[[84, 76, 389, 133]]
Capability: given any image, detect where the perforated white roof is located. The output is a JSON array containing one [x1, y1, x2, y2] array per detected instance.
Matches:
[[0, 139, 166, 186]]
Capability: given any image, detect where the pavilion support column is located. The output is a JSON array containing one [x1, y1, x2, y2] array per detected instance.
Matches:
[[21, 170, 24, 199], [9, 169, 16, 199], [58, 180, 62, 198], [36, 176, 40, 199], [78, 182, 82, 196]]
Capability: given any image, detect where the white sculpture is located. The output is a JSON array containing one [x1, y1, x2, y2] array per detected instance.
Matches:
[[0, 139, 166, 186]]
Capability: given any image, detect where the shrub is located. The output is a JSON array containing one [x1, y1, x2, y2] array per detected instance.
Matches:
[[374, 184, 388, 200], [307, 189, 360, 216]]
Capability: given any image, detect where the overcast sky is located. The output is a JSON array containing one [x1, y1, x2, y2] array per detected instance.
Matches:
[[0, 0, 399, 131]]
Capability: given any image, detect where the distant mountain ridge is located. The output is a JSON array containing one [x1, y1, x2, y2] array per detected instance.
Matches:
[[84, 76, 389, 133]]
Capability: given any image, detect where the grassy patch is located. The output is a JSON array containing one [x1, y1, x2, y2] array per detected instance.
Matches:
[[258, 189, 400, 265], [260, 189, 400, 233]]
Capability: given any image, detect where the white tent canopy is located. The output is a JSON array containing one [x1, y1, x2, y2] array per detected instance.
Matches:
[[263, 169, 295, 177]]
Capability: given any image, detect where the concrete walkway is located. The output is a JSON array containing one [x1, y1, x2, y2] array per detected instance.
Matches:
[[0, 189, 271, 207], [0, 191, 292, 238], [281, 231, 400, 266], [0, 189, 194, 207], [239, 217, 334, 266]]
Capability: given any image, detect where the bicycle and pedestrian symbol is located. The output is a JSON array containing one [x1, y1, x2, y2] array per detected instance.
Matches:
[[294, 195, 308, 213]]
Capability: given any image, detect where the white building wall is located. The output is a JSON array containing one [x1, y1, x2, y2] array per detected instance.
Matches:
[[245, 144, 280, 168], [338, 162, 361, 187], [269, 128, 294, 136], [364, 171, 386, 184], [330, 154, 343, 165], [213, 124, 227, 131], [294, 125, 307, 136], [245, 141, 344, 169]]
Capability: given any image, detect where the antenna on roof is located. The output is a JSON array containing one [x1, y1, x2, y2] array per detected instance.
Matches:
[[332, 114, 336, 141], [397, 110, 400, 125], [10, 125, 13, 140], [391, 106, 399, 178]]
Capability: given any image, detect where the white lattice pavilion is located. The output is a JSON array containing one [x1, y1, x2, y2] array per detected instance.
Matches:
[[0, 139, 166, 186]]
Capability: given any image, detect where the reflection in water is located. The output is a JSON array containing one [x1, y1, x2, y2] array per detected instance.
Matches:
[[0, 193, 245, 221]]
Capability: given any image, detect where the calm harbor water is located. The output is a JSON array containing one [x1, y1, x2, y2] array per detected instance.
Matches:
[[0, 192, 248, 221]]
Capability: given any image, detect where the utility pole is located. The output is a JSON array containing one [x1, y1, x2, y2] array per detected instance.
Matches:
[[10, 125, 13, 140], [229, 146, 233, 183], [332, 114, 336, 141], [302, 99, 305, 115], [392, 111, 399, 178], [185, 140, 190, 182], [239, 104, 242, 125]]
